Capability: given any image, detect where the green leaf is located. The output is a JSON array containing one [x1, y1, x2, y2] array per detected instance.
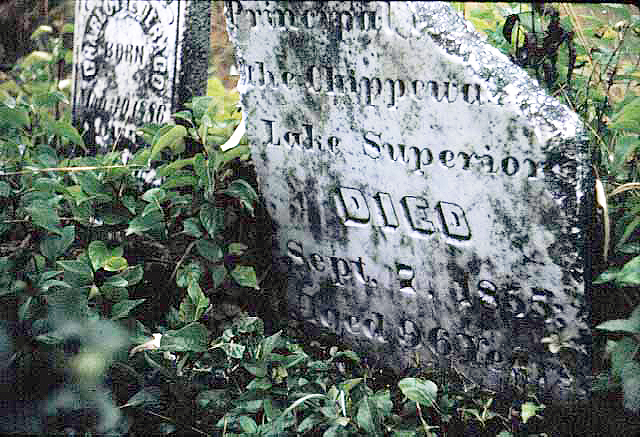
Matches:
[[222, 179, 257, 215], [0, 181, 10, 197], [622, 361, 640, 412], [176, 262, 203, 288], [118, 265, 144, 286], [279, 394, 328, 422], [332, 350, 360, 363], [521, 402, 544, 424], [610, 96, 640, 133], [161, 322, 209, 352], [182, 218, 203, 238], [193, 153, 208, 186], [40, 226, 75, 261], [235, 316, 264, 335], [88, 241, 109, 270], [40, 279, 71, 291], [142, 187, 166, 203], [392, 431, 418, 437], [156, 156, 195, 178], [149, 124, 187, 163], [196, 238, 223, 262], [74, 170, 106, 197], [398, 378, 438, 407], [243, 362, 268, 378], [297, 414, 323, 433], [231, 265, 259, 289], [237, 416, 258, 434], [103, 274, 127, 288], [161, 173, 197, 190], [57, 259, 93, 279], [246, 377, 272, 391], [26, 200, 62, 234], [121, 195, 137, 214], [120, 387, 162, 409], [372, 389, 393, 416], [211, 265, 227, 288], [195, 389, 231, 412], [597, 316, 640, 334], [216, 341, 246, 359], [32, 91, 68, 108], [260, 331, 282, 360], [31, 24, 53, 40], [126, 209, 164, 236], [199, 204, 224, 238], [356, 398, 375, 433], [45, 118, 85, 147], [111, 299, 146, 320], [187, 281, 210, 321], [18, 296, 34, 321], [611, 337, 640, 379], [100, 285, 128, 301], [228, 243, 248, 255], [103, 256, 128, 272], [220, 116, 246, 152], [187, 96, 216, 121], [177, 295, 194, 323], [0, 103, 30, 129], [618, 256, 640, 286]]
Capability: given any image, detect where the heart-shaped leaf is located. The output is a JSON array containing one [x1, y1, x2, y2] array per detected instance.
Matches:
[[398, 378, 438, 407]]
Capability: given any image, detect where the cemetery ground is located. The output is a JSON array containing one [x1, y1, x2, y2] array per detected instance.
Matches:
[[0, 1, 639, 435]]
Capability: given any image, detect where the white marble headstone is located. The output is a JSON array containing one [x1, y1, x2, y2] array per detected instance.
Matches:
[[226, 1, 591, 401], [72, 0, 210, 152]]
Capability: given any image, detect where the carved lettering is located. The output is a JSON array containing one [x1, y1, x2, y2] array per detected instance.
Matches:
[[396, 264, 416, 296], [401, 196, 435, 236], [398, 320, 421, 347], [261, 118, 338, 154], [286, 240, 376, 287], [336, 187, 370, 226], [361, 132, 544, 179], [227, 1, 380, 38], [335, 187, 473, 240], [437, 202, 471, 240], [374, 192, 399, 228]]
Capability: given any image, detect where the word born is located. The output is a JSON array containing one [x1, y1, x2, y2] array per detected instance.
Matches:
[[81, 2, 169, 81], [335, 186, 471, 240]]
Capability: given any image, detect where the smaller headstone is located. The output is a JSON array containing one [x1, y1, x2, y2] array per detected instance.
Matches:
[[72, 0, 211, 152]]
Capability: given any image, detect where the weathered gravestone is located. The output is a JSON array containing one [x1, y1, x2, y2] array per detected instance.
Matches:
[[72, 0, 211, 152], [225, 1, 592, 401]]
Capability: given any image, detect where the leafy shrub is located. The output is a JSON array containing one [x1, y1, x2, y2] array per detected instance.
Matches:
[[0, 22, 260, 434]]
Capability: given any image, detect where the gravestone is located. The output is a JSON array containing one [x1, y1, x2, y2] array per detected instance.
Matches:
[[72, 0, 211, 152], [225, 1, 592, 401]]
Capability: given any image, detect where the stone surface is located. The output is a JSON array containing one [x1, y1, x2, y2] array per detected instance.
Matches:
[[72, 0, 210, 152], [225, 1, 592, 401]]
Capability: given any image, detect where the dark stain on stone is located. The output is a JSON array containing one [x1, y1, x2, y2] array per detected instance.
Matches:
[[284, 112, 296, 129], [506, 118, 517, 143], [466, 254, 482, 276], [323, 171, 348, 246], [304, 177, 323, 243]]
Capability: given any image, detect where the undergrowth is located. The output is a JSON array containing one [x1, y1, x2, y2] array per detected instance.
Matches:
[[0, 3, 639, 436]]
